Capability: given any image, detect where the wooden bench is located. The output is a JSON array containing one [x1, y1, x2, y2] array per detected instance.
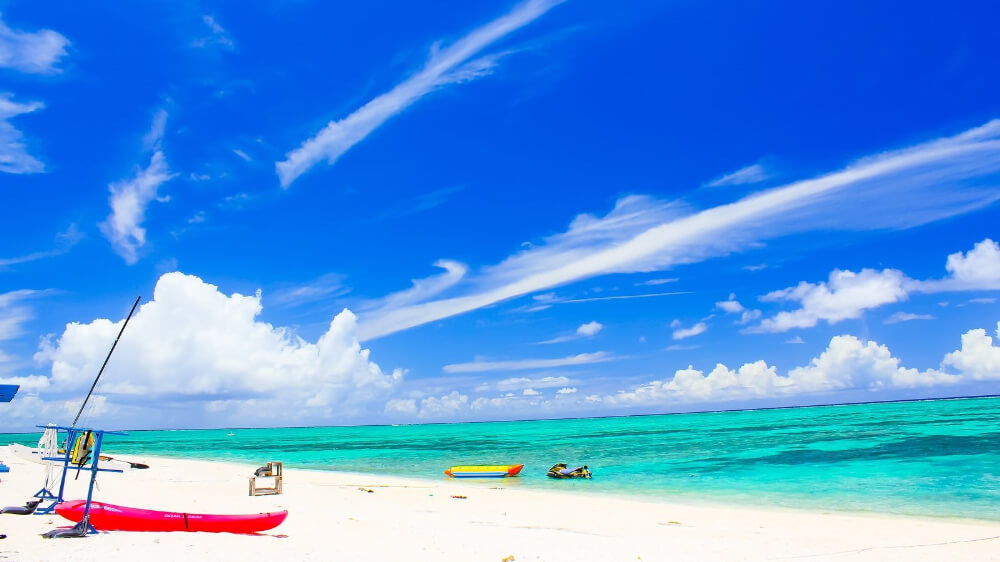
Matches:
[[249, 461, 283, 496]]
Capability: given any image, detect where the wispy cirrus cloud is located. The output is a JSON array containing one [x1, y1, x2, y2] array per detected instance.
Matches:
[[357, 120, 1000, 341], [275, 0, 562, 187], [0, 289, 52, 341], [193, 15, 234, 50], [270, 273, 349, 307], [884, 312, 934, 325], [100, 109, 177, 264], [0, 93, 45, 174], [0, 13, 69, 74], [704, 162, 769, 187], [443, 351, 614, 373], [0, 224, 84, 268]]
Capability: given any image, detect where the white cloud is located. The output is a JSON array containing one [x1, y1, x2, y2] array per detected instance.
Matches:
[[378, 320, 1000, 421], [270, 273, 348, 307], [0, 93, 45, 174], [752, 269, 909, 333], [751, 239, 1000, 333], [232, 148, 251, 162], [359, 260, 467, 315], [634, 278, 678, 286], [0, 289, 45, 341], [716, 293, 761, 324], [416, 391, 468, 418], [672, 322, 707, 340], [494, 375, 571, 391], [193, 15, 235, 50], [384, 398, 417, 416], [941, 322, 1000, 380], [537, 320, 603, 344], [358, 120, 1000, 340], [0, 14, 69, 74], [275, 0, 562, 187], [607, 335, 956, 407], [884, 312, 934, 325], [522, 388, 540, 396], [18, 272, 402, 429], [917, 239, 1000, 292], [99, 111, 177, 264], [705, 163, 769, 187], [785, 336, 805, 344], [142, 109, 167, 151], [0, 223, 84, 268], [443, 351, 613, 373]]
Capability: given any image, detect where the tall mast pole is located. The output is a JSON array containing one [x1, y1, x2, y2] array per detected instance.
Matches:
[[72, 295, 141, 427]]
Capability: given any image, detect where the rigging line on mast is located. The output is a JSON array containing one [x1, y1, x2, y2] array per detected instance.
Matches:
[[72, 295, 141, 428]]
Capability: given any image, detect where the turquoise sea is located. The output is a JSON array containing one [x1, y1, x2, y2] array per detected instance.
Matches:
[[4, 396, 1000, 521]]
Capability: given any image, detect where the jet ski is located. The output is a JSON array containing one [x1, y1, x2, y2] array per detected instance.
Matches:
[[547, 463, 592, 479]]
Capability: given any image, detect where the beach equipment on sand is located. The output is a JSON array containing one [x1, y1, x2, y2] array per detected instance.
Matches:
[[0, 462, 8, 473], [0, 384, 18, 402], [249, 461, 283, 496], [444, 464, 523, 478], [37, 426, 127, 526], [546, 463, 592, 479], [36, 298, 142, 537], [8, 443, 145, 472], [1, 500, 41, 515], [55, 500, 289, 533]]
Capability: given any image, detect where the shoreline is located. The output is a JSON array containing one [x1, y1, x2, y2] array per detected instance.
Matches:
[[2, 449, 999, 561], [136, 453, 1000, 527]]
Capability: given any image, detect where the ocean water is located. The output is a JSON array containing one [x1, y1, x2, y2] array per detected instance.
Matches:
[[3, 397, 1000, 521]]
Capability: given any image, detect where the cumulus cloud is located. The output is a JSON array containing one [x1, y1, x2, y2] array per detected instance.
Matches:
[[0, 93, 45, 174], [443, 351, 613, 373], [716, 293, 761, 324], [752, 269, 909, 333], [358, 120, 1000, 340], [751, 239, 1000, 333], [276, 0, 562, 187], [16, 272, 402, 429], [704, 163, 769, 187], [941, 322, 1000, 380], [0, 13, 69, 74], [537, 320, 603, 344], [494, 375, 571, 391], [917, 239, 1000, 292], [99, 110, 177, 264], [384, 320, 1000, 420], [415, 391, 468, 418]]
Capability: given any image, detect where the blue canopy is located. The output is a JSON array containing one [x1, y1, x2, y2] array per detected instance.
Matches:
[[0, 384, 19, 402]]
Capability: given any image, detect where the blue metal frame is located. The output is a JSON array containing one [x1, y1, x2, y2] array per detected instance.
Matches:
[[34, 424, 126, 534]]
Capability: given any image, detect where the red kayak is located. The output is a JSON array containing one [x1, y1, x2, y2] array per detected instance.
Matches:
[[55, 500, 287, 534]]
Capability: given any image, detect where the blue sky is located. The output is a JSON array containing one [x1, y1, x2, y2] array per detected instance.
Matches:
[[2, 0, 999, 430]]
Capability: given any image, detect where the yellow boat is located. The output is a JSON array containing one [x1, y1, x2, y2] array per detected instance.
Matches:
[[444, 464, 523, 478]]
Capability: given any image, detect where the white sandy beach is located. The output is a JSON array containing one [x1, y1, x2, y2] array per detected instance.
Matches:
[[1, 449, 998, 561]]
